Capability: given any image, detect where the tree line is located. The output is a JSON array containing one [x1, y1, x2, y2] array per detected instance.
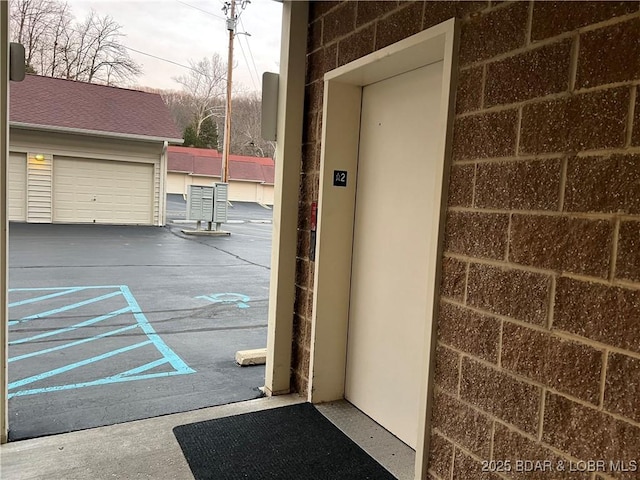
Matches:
[[9, 0, 274, 158], [10, 0, 140, 84]]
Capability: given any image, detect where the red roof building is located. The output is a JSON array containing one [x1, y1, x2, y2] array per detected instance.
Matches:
[[167, 146, 274, 184], [166, 146, 275, 204]]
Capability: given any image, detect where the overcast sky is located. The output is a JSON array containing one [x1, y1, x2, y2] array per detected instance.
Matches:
[[66, 0, 283, 92]]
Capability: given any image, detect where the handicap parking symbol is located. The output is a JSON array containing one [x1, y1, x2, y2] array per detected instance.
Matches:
[[197, 293, 251, 309]]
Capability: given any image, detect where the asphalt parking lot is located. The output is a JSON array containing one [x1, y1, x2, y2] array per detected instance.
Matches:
[[7, 201, 273, 440]]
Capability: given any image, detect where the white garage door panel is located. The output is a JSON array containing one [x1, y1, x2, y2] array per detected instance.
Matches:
[[229, 182, 258, 203], [53, 158, 153, 224], [9, 153, 27, 221]]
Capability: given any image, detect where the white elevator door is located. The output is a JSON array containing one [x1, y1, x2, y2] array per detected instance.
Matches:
[[345, 62, 444, 449]]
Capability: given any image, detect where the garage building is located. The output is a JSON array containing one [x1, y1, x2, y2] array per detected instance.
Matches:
[[9, 75, 182, 226], [167, 146, 275, 205]]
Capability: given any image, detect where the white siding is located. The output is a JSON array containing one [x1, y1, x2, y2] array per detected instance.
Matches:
[[27, 153, 52, 223], [153, 161, 161, 225], [8, 152, 26, 221], [9, 128, 164, 225]]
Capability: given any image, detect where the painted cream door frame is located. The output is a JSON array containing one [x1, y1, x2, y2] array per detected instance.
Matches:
[[1, 0, 9, 444], [264, 0, 308, 395], [309, 20, 459, 478]]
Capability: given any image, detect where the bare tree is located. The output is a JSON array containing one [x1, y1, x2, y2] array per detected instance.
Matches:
[[159, 90, 198, 135], [148, 58, 273, 158], [230, 93, 275, 158], [58, 11, 141, 84], [137, 86, 196, 135], [173, 55, 227, 142], [10, 1, 141, 86], [43, 1, 71, 77], [10, 0, 68, 70]]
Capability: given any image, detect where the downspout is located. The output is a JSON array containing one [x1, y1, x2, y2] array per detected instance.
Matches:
[[160, 140, 168, 226]]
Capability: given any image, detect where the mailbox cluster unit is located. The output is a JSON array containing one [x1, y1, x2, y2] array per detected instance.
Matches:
[[186, 183, 229, 223]]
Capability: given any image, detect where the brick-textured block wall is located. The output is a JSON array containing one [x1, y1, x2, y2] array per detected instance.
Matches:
[[295, 2, 640, 478]]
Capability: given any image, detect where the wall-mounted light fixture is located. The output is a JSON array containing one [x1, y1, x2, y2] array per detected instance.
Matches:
[[10, 42, 26, 82]]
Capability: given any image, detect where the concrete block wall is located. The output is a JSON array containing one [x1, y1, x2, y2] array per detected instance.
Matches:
[[293, 2, 640, 478]]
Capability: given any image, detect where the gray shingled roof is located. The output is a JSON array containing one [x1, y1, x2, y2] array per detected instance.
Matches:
[[10, 75, 182, 141]]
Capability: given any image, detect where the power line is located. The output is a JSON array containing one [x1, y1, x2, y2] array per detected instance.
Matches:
[[62, 25, 209, 78], [175, 0, 227, 21], [147, 8, 258, 91], [239, 17, 261, 90], [125, 45, 222, 82], [43, 10, 248, 86], [236, 33, 258, 90], [124, 45, 197, 73], [244, 36, 261, 87]]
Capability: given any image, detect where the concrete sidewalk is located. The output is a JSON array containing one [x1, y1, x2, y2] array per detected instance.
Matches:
[[1, 395, 415, 480], [0, 396, 304, 480]]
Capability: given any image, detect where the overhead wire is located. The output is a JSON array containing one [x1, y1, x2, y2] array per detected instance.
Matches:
[[174, 0, 259, 90], [57, 2, 260, 87], [61, 25, 215, 79], [124, 45, 200, 73], [238, 17, 262, 88], [230, 7, 260, 91], [235, 32, 258, 90], [174, 0, 227, 21]]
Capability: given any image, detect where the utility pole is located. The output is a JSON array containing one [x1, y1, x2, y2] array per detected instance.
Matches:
[[216, 0, 248, 233], [221, 0, 236, 185]]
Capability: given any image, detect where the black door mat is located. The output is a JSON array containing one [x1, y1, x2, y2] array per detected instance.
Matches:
[[173, 402, 397, 479]]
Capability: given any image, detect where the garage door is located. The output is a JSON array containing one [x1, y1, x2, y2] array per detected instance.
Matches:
[[8, 153, 26, 221], [53, 157, 154, 225], [229, 181, 258, 203]]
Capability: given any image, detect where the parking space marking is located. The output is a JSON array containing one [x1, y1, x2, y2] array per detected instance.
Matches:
[[9, 287, 86, 308], [8, 324, 139, 363], [9, 307, 133, 345], [9, 291, 122, 326], [197, 292, 251, 309], [9, 358, 177, 398], [9, 340, 154, 390], [120, 285, 191, 371], [8, 285, 195, 398]]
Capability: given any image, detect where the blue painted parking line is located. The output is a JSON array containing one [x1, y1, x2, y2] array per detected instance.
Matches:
[[8, 359, 180, 398], [11, 286, 125, 290], [197, 292, 251, 309], [9, 287, 85, 308], [120, 285, 192, 372], [8, 285, 195, 398], [9, 307, 132, 345], [9, 291, 122, 326], [8, 324, 139, 363], [9, 341, 154, 390]]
